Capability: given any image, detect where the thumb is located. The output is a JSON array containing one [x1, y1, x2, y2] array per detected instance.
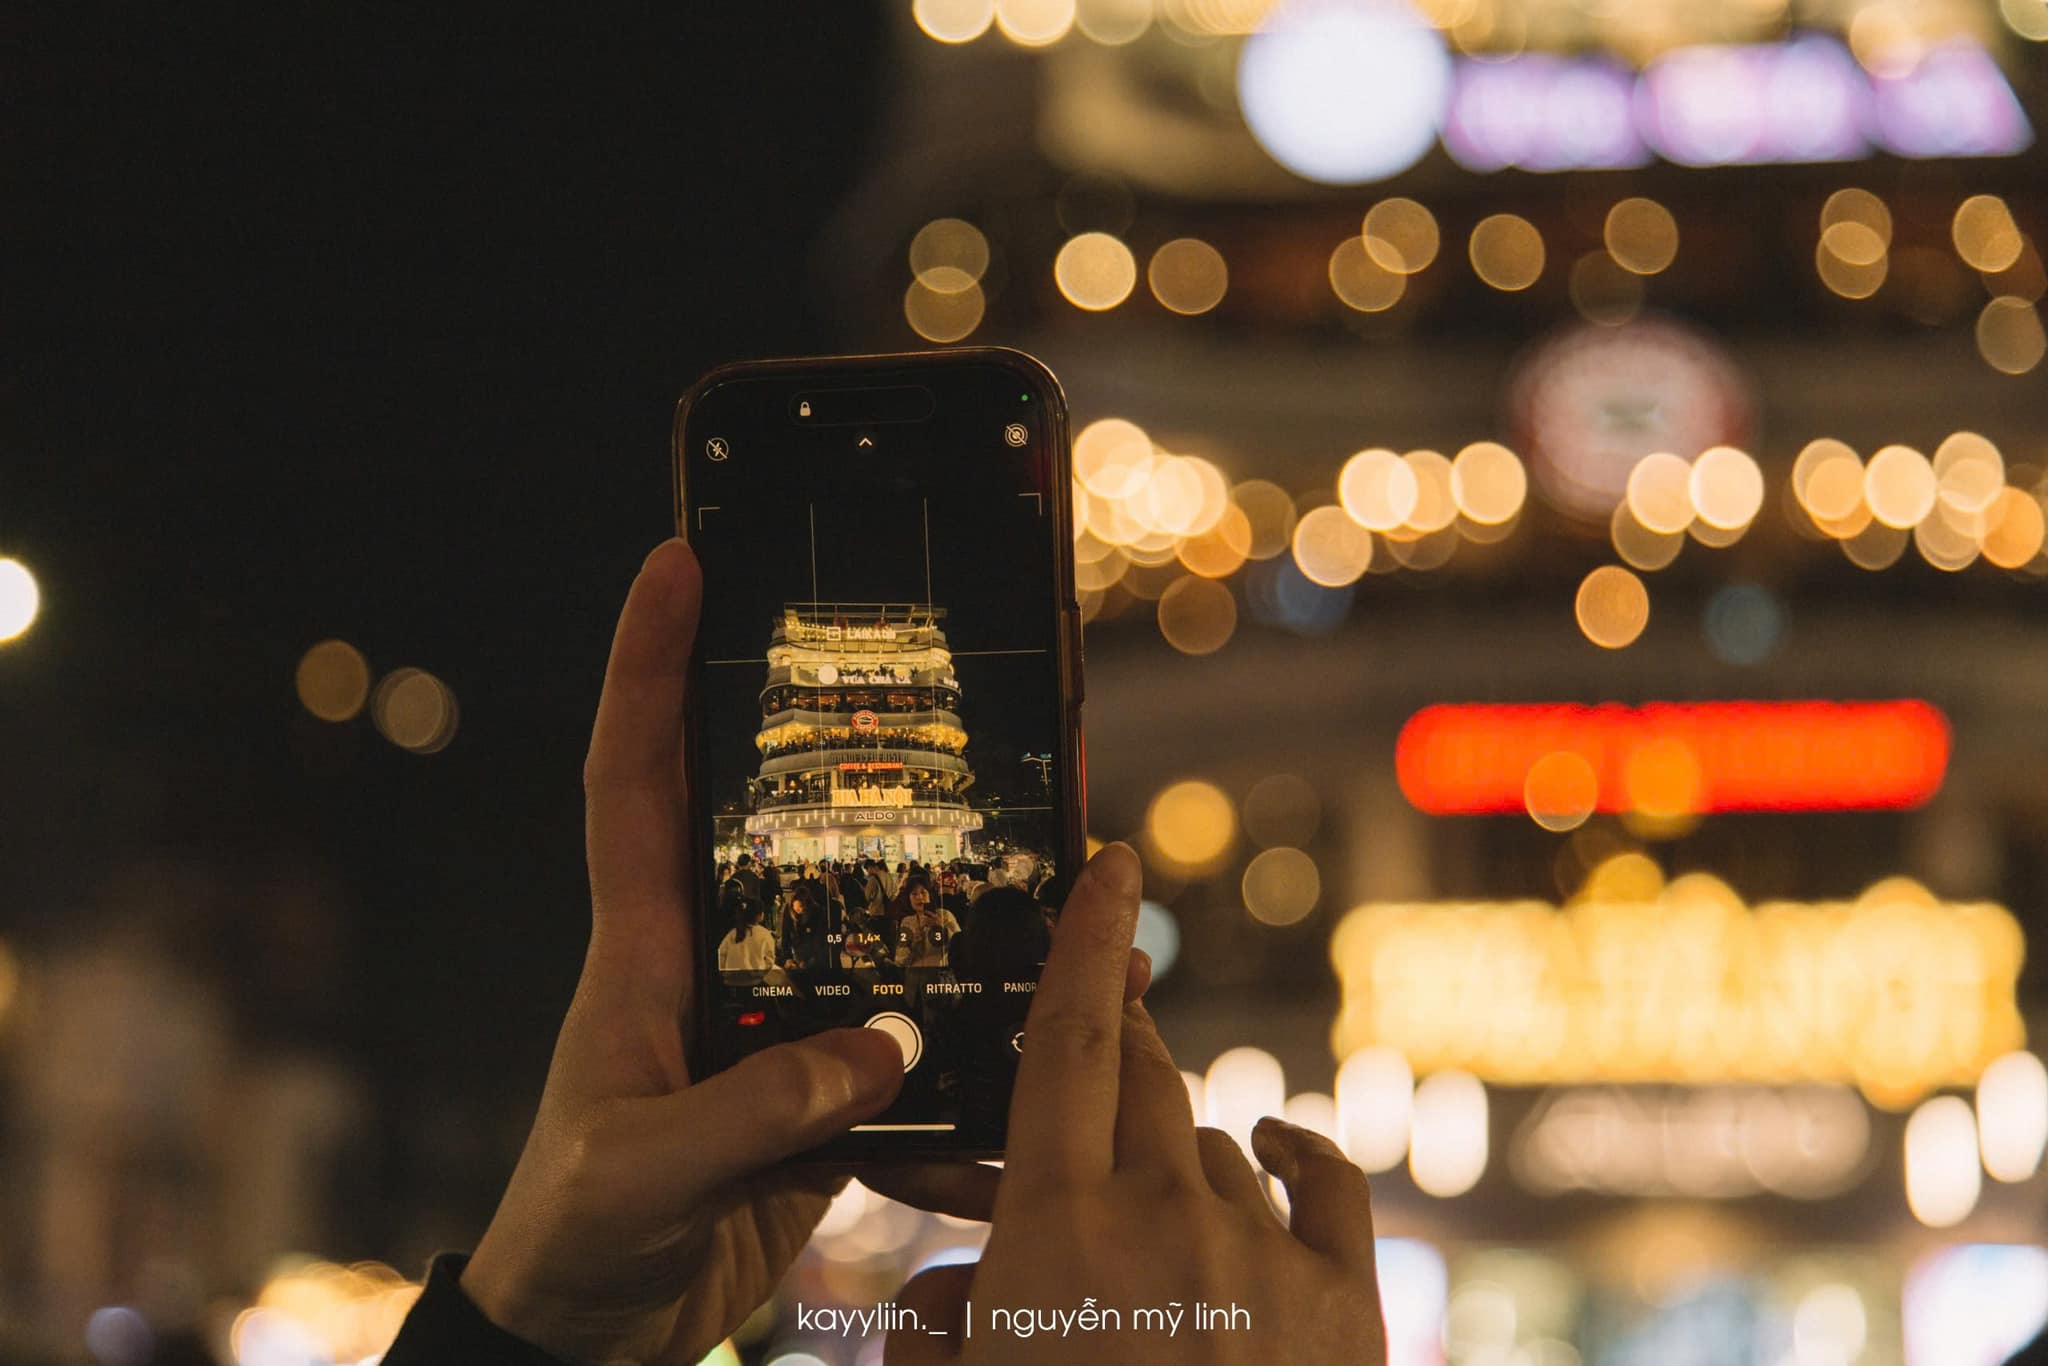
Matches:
[[887, 1263, 975, 1364], [638, 1029, 905, 1204]]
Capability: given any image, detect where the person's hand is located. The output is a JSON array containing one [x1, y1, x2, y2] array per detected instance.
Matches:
[[459, 540, 910, 1365], [871, 844, 1388, 1364]]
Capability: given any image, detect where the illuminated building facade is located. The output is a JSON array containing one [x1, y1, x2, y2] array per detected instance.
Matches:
[[744, 603, 981, 865]]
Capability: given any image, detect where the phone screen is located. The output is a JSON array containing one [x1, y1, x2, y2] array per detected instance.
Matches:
[[675, 352, 1081, 1154]]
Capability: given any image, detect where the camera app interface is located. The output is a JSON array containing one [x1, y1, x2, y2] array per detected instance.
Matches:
[[688, 395, 1067, 1143]]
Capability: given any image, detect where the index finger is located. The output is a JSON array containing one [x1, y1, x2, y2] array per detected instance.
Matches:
[[1002, 842, 1143, 1187], [583, 539, 702, 921]]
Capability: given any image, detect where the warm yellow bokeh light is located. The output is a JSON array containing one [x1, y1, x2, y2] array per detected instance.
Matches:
[[1604, 198, 1678, 275], [0, 557, 40, 643], [1157, 574, 1238, 655], [296, 640, 372, 722], [1329, 236, 1405, 312], [904, 278, 986, 342], [1817, 239, 1887, 298], [1055, 232, 1137, 310], [1954, 195, 2024, 274], [1864, 445, 1937, 528], [995, 0, 1077, 45], [1821, 187, 1892, 248], [1450, 442, 1527, 525], [2004, 0, 2048, 39], [1401, 450, 1458, 533], [1821, 220, 1887, 268], [1569, 251, 1643, 326], [1524, 751, 1598, 832], [1292, 505, 1375, 586], [1147, 237, 1228, 315], [1625, 452, 1695, 535], [1338, 448, 1419, 531], [914, 0, 998, 42], [1147, 778, 1236, 867], [1688, 446, 1764, 530], [1841, 520, 1909, 569], [372, 668, 459, 754], [1074, 0, 1154, 43], [1243, 773, 1321, 849], [1177, 504, 1253, 578], [1793, 438, 1862, 515], [1915, 514, 1981, 572], [1232, 479, 1297, 559], [909, 218, 991, 290], [1610, 500, 1684, 571], [1363, 198, 1440, 274], [1977, 297, 2047, 374], [1983, 487, 2048, 568], [1243, 847, 1321, 926], [1932, 431, 2005, 514], [1470, 214, 1545, 291], [1575, 565, 1650, 649], [1073, 417, 1153, 501]]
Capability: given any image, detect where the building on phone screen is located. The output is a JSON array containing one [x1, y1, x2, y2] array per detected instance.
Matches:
[[743, 603, 982, 865]]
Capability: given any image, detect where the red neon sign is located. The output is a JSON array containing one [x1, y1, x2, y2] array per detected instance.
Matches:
[[1396, 701, 1949, 815]]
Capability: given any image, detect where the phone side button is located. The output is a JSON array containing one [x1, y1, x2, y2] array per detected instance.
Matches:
[[862, 1010, 923, 1072]]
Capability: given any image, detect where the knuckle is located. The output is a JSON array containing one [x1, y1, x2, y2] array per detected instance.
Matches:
[[1029, 1007, 1120, 1064]]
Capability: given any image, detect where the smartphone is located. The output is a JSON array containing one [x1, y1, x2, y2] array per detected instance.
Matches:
[[673, 348, 1084, 1159]]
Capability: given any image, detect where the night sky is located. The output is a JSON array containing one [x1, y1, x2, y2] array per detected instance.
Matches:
[[2, 6, 891, 1248]]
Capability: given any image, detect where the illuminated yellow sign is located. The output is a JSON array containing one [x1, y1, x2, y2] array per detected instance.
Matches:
[[1330, 875, 2024, 1109]]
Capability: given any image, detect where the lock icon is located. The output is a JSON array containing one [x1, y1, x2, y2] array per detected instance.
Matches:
[[798, 400, 812, 417]]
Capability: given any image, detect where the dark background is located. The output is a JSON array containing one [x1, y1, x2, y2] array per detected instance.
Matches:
[[2, 4, 889, 1253]]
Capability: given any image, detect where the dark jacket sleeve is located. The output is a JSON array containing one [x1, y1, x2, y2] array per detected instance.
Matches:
[[381, 1253, 571, 1366]]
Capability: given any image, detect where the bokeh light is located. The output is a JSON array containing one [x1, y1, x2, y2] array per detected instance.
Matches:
[[1241, 846, 1320, 925], [995, 0, 1077, 45], [1821, 188, 1892, 250], [1363, 197, 1440, 274], [1336, 1046, 1414, 1172], [1469, 213, 1545, 291], [914, 0, 998, 43], [1569, 251, 1644, 326], [1523, 751, 1598, 832], [1146, 778, 1236, 868], [1243, 772, 1320, 848], [1410, 1071, 1489, 1197], [1575, 565, 1650, 649], [1156, 574, 1237, 654], [1074, 0, 1154, 43], [1817, 235, 1887, 298], [1977, 1050, 2048, 1183], [1977, 297, 2047, 374], [1688, 445, 1764, 530], [1864, 444, 1937, 528], [296, 640, 371, 722], [1054, 232, 1138, 310], [904, 278, 986, 342], [1610, 501, 1683, 571], [1904, 1095, 1982, 1227], [1954, 195, 2024, 273], [1236, 0, 1452, 185], [1703, 583, 1784, 665], [1329, 236, 1407, 312], [1205, 1045, 1285, 1156], [909, 218, 990, 291], [1604, 198, 1679, 275], [1292, 505, 1375, 586], [1450, 442, 1527, 525], [1338, 448, 1420, 530], [0, 557, 43, 643], [1134, 900, 1182, 981], [1147, 237, 1229, 314], [1933, 431, 2004, 514], [1232, 479, 1297, 559], [1983, 487, 2047, 568], [371, 668, 459, 754], [1625, 452, 1695, 535]]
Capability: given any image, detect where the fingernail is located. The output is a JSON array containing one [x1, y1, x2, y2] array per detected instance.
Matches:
[[1088, 842, 1142, 895], [810, 1029, 905, 1107]]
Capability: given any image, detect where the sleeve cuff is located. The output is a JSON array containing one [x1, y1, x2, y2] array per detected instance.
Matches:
[[380, 1252, 574, 1366]]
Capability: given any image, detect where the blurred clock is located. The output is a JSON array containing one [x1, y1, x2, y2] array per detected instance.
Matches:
[[1509, 316, 1755, 525]]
